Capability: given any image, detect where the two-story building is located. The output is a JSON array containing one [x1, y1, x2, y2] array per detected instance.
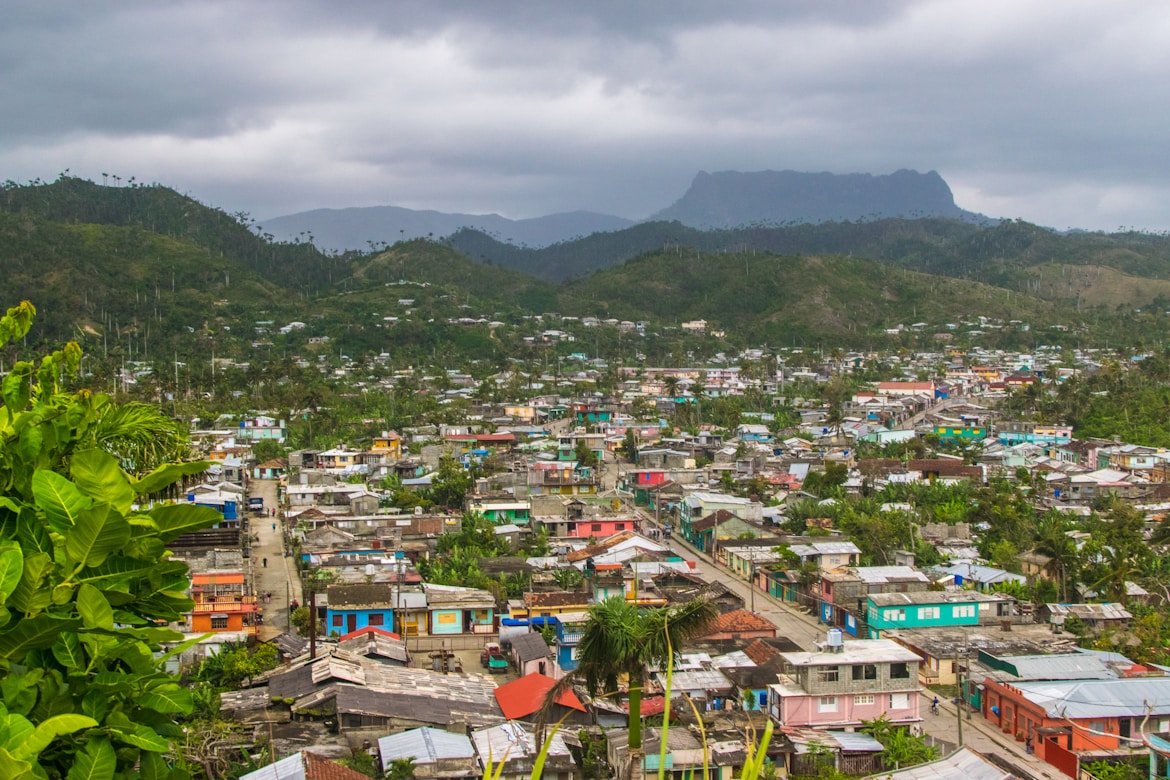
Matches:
[[189, 571, 258, 635], [767, 633, 922, 729]]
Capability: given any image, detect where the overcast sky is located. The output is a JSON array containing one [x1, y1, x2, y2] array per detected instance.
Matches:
[[3, 1, 1168, 231]]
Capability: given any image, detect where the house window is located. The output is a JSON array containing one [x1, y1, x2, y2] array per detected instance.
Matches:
[[885, 609, 906, 622], [890, 663, 911, 679], [615, 523, 626, 531], [890, 693, 910, 709], [210, 616, 229, 629], [816, 667, 840, 683], [332, 615, 343, 627], [855, 694, 875, 705], [953, 605, 976, 618], [917, 607, 941, 620], [852, 664, 877, 681], [368, 613, 384, 626], [591, 524, 602, 532], [818, 696, 838, 713]]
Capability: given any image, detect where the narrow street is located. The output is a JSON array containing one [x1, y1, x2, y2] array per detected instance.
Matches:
[[248, 478, 302, 640]]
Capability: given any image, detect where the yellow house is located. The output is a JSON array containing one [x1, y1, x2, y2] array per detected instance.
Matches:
[[371, 431, 403, 459]]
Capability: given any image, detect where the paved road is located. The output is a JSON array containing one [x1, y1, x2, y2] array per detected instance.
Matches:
[[640, 510, 1066, 780], [248, 479, 302, 640]]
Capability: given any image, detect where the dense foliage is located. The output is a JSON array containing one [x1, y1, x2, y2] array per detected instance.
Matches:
[[0, 301, 217, 779]]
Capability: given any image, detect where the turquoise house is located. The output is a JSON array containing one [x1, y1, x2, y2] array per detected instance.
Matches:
[[866, 590, 1008, 638]]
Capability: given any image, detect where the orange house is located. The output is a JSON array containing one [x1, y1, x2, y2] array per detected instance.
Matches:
[[982, 676, 1170, 775], [190, 572, 258, 635]]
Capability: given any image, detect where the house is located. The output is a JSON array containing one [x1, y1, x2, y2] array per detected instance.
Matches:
[[189, 571, 258, 636], [377, 728, 477, 779], [866, 591, 1019, 638], [241, 750, 369, 780], [767, 634, 922, 728], [687, 510, 766, 553], [518, 591, 592, 619], [1041, 602, 1133, 632], [336, 626, 410, 666], [862, 746, 1015, 780], [370, 431, 403, 460], [509, 631, 554, 677], [552, 611, 588, 675], [493, 672, 588, 725], [820, 566, 931, 635], [699, 608, 778, 640], [251, 457, 288, 480], [526, 463, 598, 497], [680, 492, 763, 546], [325, 584, 400, 636], [470, 721, 576, 780], [237, 415, 287, 442], [466, 495, 532, 526], [982, 677, 1170, 769], [423, 584, 496, 635], [784, 541, 862, 572], [935, 561, 1025, 591]]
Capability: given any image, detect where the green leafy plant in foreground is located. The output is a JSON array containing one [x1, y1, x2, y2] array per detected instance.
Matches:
[[0, 301, 217, 779]]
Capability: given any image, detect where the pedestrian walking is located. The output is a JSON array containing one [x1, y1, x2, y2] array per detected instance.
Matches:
[[271, 522, 276, 532]]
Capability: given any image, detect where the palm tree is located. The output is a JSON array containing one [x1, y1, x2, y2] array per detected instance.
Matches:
[[545, 596, 717, 752], [1032, 513, 1079, 602], [385, 757, 416, 779]]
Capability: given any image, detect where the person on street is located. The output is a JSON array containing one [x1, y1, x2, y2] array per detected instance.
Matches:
[[931, 697, 940, 715]]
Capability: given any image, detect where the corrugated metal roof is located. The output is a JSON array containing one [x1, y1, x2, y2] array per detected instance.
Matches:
[[377, 728, 474, 768], [828, 731, 884, 753], [1014, 677, 1170, 719], [863, 746, 1011, 780]]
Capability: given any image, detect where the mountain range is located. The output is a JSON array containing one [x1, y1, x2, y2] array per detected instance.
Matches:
[[263, 169, 988, 252]]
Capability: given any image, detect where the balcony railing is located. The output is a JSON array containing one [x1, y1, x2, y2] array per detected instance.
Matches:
[[192, 598, 257, 613]]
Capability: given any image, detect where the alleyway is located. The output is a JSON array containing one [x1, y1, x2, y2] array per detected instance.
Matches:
[[248, 478, 302, 640]]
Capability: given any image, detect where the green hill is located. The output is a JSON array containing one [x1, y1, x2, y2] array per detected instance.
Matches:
[[448, 217, 1170, 308], [556, 248, 1068, 346]]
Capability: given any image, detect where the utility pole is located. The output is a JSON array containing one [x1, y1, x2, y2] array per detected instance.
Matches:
[[750, 561, 756, 613], [955, 648, 964, 746]]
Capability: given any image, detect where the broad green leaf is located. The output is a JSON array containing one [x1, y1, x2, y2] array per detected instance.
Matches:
[[8, 553, 51, 614], [74, 556, 163, 587], [16, 508, 52, 555], [3, 712, 34, 753], [148, 504, 222, 543], [17, 426, 43, 472], [137, 684, 192, 715], [70, 449, 134, 514], [130, 461, 210, 497], [80, 691, 110, 724], [110, 722, 168, 752], [138, 751, 166, 780], [1, 364, 33, 412], [0, 544, 23, 605], [0, 747, 33, 780], [12, 714, 97, 761], [65, 736, 116, 780], [51, 633, 85, 671], [77, 585, 113, 630], [30, 471, 91, 533], [65, 505, 130, 568], [0, 616, 82, 661]]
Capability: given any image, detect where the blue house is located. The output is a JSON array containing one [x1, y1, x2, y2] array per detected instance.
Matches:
[[325, 583, 397, 636], [553, 611, 588, 674], [187, 488, 238, 525]]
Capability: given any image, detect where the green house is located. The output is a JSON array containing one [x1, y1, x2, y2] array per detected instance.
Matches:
[[866, 590, 1012, 638]]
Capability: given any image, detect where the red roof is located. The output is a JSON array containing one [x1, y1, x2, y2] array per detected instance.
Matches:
[[493, 672, 585, 720], [337, 626, 402, 642], [302, 751, 373, 780], [624, 695, 667, 716], [703, 608, 778, 636]]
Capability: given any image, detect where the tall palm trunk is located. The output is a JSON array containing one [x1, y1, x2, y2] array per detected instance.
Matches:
[[628, 663, 644, 750]]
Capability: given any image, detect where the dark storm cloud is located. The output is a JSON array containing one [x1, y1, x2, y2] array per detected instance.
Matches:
[[2, 1, 1168, 231]]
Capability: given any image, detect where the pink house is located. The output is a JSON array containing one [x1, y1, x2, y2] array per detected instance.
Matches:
[[767, 635, 922, 729]]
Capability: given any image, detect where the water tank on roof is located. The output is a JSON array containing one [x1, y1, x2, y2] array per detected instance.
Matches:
[[826, 628, 844, 651], [414, 506, 423, 515]]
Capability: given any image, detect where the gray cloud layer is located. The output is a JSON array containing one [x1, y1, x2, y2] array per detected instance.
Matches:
[[2, 1, 1167, 231]]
